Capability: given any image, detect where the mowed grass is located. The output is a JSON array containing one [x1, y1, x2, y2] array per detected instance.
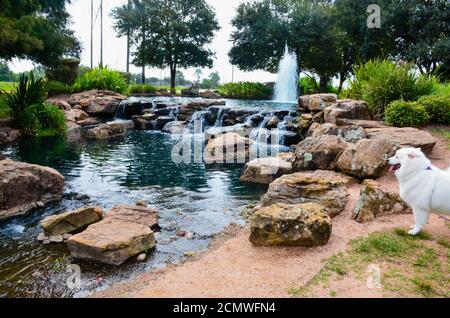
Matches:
[[289, 229, 450, 298], [0, 81, 16, 92], [0, 95, 10, 119]]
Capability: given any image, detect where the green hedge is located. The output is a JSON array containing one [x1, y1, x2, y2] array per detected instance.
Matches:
[[218, 82, 272, 100], [71, 66, 128, 94], [128, 84, 157, 95], [418, 95, 450, 125], [385, 100, 429, 128]]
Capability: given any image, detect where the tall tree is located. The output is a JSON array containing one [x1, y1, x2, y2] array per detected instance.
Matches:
[[112, 0, 220, 94], [0, 0, 80, 67]]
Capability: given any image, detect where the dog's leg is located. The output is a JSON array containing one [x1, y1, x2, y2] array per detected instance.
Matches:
[[408, 209, 430, 235]]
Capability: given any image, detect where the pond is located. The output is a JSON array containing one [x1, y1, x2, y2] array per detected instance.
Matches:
[[0, 98, 297, 298]]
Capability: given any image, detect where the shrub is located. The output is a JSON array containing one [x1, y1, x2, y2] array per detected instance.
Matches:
[[348, 60, 440, 119], [299, 77, 317, 95], [45, 58, 80, 85], [71, 66, 128, 94], [45, 80, 69, 97], [385, 100, 430, 128], [418, 95, 450, 125], [218, 82, 272, 99], [31, 103, 67, 136], [128, 84, 157, 95], [431, 82, 450, 97]]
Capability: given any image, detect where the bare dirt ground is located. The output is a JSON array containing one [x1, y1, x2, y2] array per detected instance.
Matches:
[[95, 132, 450, 298]]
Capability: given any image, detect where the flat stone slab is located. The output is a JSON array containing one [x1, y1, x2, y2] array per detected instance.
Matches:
[[240, 157, 293, 185], [365, 127, 437, 155]]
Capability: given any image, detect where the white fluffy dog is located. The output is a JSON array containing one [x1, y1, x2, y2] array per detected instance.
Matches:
[[388, 147, 450, 235]]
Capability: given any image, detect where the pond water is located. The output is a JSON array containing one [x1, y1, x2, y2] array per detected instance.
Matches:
[[0, 98, 297, 298]]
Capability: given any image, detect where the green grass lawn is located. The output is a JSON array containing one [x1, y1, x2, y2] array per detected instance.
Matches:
[[428, 126, 450, 149], [0, 82, 16, 93], [0, 95, 10, 119]]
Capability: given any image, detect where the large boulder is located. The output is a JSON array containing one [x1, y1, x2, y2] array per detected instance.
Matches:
[[67, 205, 159, 266], [66, 90, 126, 117], [298, 94, 337, 112], [336, 138, 397, 179], [132, 114, 157, 130], [85, 121, 134, 139], [324, 100, 371, 124], [64, 109, 90, 123], [260, 170, 353, 217], [365, 127, 437, 155], [177, 100, 225, 122], [0, 160, 64, 220], [240, 156, 293, 185], [292, 135, 349, 171], [162, 121, 186, 134], [307, 123, 366, 143], [222, 108, 260, 127], [249, 203, 332, 247], [204, 133, 254, 164], [352, 180, 412, 223], [40, 206, 104, 236], [200, 90, 221, 99]]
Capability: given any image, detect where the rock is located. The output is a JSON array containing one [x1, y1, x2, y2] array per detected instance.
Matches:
[[135, 200, 147, 207], [66, 90, 126, 118], [307, 123, 366, 143], [200, 90, 221, 99], [260, 170, 353, 217], [176, 230, 187, 237], [0, 160, 64, 221], [204, 133, 254, 164], [64, 109, 90, 122], [292, 135, 349, 171], [265, 116, 280, 129], [178, 100, 225, 122], [324, 100, 371, 124], [336, 138, 397, 179], [67, 205, 159, 265], [365, 127, 437, 155], [137, 253, 146, 262], [49, 235, 64, 244], [181, 86, 200, 96], [162, 121, 186, 134], [352, 180, 412, 223], [85, 121, 134, 139], [40, 206, 104, 236], [249, 203, 332, 247], [132, 114, 156, 130], [54, 100, 71, 111], [37, 232, 48, 242], [335, 119, 387, 128], [298, 94, 338, 112], [240, 157, 293, 185], [0, 128, 21, 146], [63, 234, 72, 240], [76, 118, 100, 127], [221, 108, 259, 127], [154, 116, 175, 131], [118, 99, 151, 119]]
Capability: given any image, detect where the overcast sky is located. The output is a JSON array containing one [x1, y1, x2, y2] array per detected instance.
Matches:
[[8, 0, 277, 83]]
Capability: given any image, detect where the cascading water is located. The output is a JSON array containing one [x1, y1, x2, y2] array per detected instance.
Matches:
[[273, 45, 299, 103]]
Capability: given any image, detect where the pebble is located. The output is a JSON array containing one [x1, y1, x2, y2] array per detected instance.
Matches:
[[36, 201, 45, 208], [176, 230, 187, 237], [43, 240, 51, 245], [49, 235, 64, 244], [136, 253, 146, 262], [185, 232, 194, 240], [62, 234, 72, 241], [37, 232, 48, 242], [135, 200, 147, 207], [157, 239, 171, 245]]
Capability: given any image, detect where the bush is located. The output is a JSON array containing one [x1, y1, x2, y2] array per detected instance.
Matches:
[[348, 60, 440, 119], [128, 84, 157, 95], [0, 72, 66, 136], [71, 66, 128, 94], [46, 58, 80, 85], [45, 80, 69, 97], [385, 100, 430, 128], [218, 82, 272, 99], [418, 95, 450, 125]]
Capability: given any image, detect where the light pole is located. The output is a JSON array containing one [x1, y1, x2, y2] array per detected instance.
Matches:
[[100, 0, 103, 67], [90, 0, 94, 69]]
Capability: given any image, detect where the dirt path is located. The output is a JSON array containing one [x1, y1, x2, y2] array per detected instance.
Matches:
[[95, 134, 450, 298]]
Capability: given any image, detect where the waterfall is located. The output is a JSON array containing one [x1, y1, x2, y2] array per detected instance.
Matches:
[[273, 45, 299, 102]]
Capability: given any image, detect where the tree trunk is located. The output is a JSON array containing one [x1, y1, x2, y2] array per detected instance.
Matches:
[[170, 65, 176, 95], [319, 76, 328, 93], [338, 73, 346, 95], [141, 65, 146, 84]]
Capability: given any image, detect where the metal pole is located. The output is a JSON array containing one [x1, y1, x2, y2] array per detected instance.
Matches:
[[100, 0, 103, 67], [126, 0, 131, 73], [90, 0, 93, 69]]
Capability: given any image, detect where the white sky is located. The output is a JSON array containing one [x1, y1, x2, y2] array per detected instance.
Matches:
[[7, 0, 277, 83]]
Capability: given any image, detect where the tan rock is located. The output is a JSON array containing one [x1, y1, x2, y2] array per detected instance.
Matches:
[[365, 127, 436, 155], [0, 128, 21, 146], [85, 121, 134, 139], [240, 157, 293, 185], [260, 170, 353, 217], [298, 94, 337, 112], [352, 180, 412, 223], [324, 100, 371, 124], [54, 100, 71, 111], [249, 203, 332, 247], [105, 205, 159, 229], [292, 135, 349, 171], [0, 160, 64, 220], [204, 133, 253, 164], [64, 109, 90, 122], [40, 206, 104, 236], [336, 138, 397, 179]]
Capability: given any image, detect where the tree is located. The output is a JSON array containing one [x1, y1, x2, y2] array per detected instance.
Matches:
[[208, 71, 221, 88], [112, 0, 220, 94], [0, 0, 80, 67], [0, 60, 13, 82], [194, 69, 203, 84], [175, 70, 186, 86]]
